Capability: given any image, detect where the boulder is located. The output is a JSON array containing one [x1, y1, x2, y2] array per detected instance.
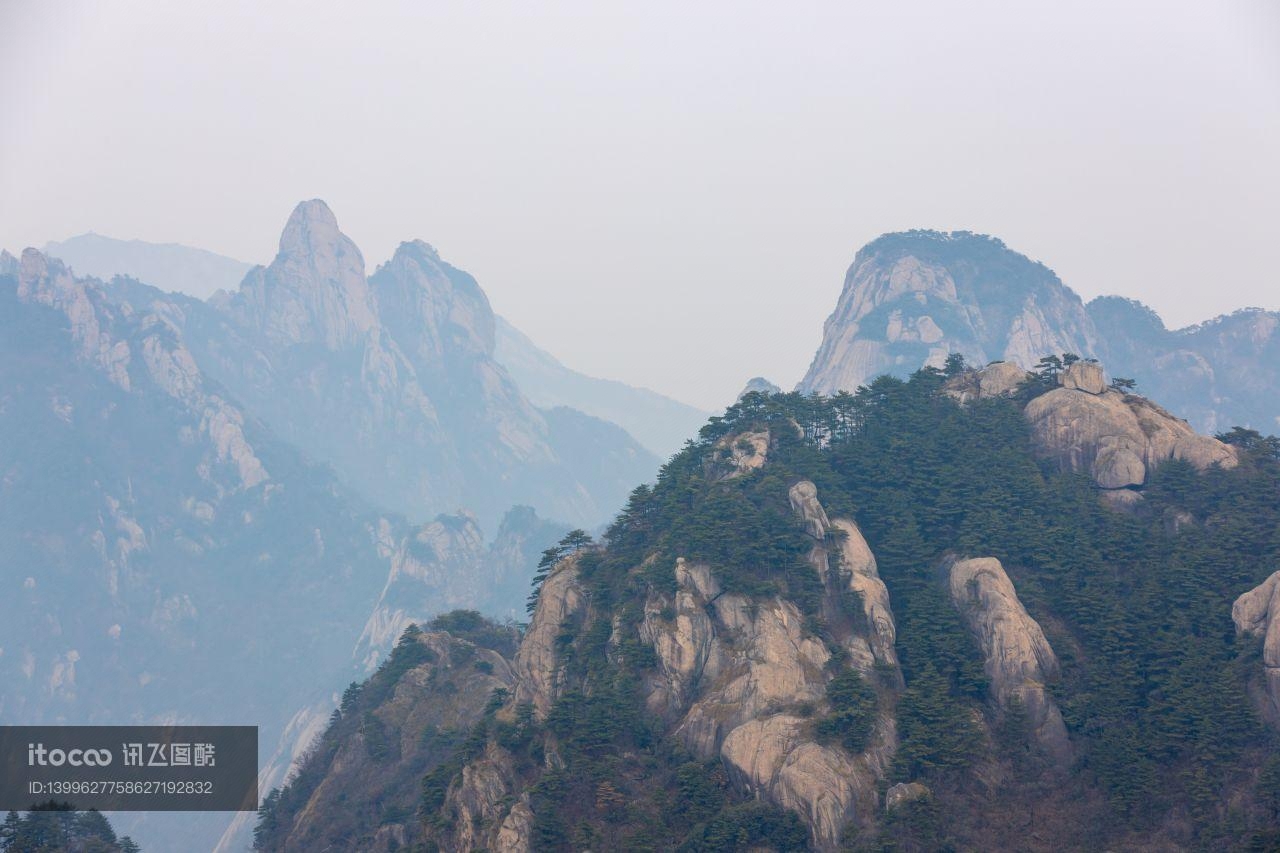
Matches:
[[1233, 572, 1280, 720], [885, 781, 930, 812], [1025, 381, 1236, 489], [1059, 360, 1106, 394], [511, 556, 586, 718], [948, 557, 1070, 760]]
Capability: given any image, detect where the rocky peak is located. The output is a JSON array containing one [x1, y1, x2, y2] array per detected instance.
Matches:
[[370, 238, 496, 368], [1025, 359, 1237, 490], [799, 230, 1099, 395], [14, 249, 132, 391], [233, 199, 377, 348], [948, 557, 1070, 761], [0, 248, 19, 276]]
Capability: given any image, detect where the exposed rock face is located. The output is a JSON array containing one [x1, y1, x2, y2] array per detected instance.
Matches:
[[800, 231, 1098, 395], [511, 556, 587, 718], [800, 231, 1280, 434], [948, 557, 1069, 759], [1060, 360, 1106, 394], [1233, 572, 1280, 721], [637, 481, 901, 848], [1025, 367, 1237, 489], [943, 361, 1032, 404], [0, 250, 422, 853], [1089, 296, 1280, 435], [235, 200, 377, 349], [445, 743, 523, 853], [276, 630, 514, 853], [885, 781, 930, 812], [712, 429, 770, 478], [129, 200, 657, 530]]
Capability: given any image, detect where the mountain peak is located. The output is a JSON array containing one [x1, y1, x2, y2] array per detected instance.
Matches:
[[234, 200, 376, 348], [278, 199, 344, 260], [800, 231, 1097, 395]]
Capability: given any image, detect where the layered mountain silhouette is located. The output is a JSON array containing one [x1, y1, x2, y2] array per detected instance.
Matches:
[[253, 357, 1280, 852], [800, 229, 1279, 435]]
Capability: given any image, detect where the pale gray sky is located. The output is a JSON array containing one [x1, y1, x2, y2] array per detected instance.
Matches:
[[2, 1, 1277, 409]]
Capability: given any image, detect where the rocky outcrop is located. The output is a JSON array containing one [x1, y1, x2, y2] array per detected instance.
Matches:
[[948, 557, 1069, 760], [1233, 572, 1280, 721], [234, 199, 377, 349], [17, 249, 132, 390], [885, 781, 930, 812], [512, 555, 587, 718], [88, 199, 655, 532], [712, 429, 770, 478], [944, 361, 1031, 403], [1089, 296, 1280, 436], [636, 482, 901, 848], [445, 742, 522, 853], [800, 231, 1280, 435], [1025, 365, 1237, 490], [800, 231, 1099, 395], [269, 629, 516, 853], [789, 482, 898, 674]]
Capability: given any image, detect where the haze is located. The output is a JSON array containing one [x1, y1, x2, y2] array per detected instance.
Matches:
[[1, 0, 1277, 409]]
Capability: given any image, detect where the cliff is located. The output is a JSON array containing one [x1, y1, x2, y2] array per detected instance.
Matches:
[[256, 364, 1280, 851]]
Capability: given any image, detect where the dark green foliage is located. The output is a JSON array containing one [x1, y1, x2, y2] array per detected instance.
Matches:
[[0, 805, 139, 852], [413, 364, 1280, 850], [527, 530, 595, 614], [678, 801, 811, 852], [817, 669, 879, 753], [426, 609, 520, 657]]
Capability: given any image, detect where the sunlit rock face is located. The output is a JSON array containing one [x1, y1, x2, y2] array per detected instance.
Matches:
[[800, 231, 1099, 395], [948, 557, 1070, 761], [1234, 572, 1280, 723], [801, 231, 1280, 437], [1024, 361, 1237, 490]]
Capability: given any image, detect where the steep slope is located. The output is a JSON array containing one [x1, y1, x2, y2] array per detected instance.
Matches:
[[161, 202, 657, 529], [1089, 296, 1280, 434], [44, 232, 253, 299], [0, 250, 569, 853], [494, 315, 711, 459], [257, 364, 1280, 852], [800, 230, 1099, 394], [800, 230, 1280, 436]]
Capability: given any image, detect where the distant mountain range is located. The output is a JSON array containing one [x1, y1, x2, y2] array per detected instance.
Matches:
[[44, 228, 709, 460], [800, 229, 1279, 435], [44, 232, 254, 300]]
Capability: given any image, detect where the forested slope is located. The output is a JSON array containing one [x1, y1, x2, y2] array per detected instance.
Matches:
[[256, 359, 1280, 852]]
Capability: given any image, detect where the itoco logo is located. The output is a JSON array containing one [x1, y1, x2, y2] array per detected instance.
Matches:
[[27, 743, 113, 767]]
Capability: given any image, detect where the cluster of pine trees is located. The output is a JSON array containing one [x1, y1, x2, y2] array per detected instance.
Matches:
[[258, 358, 1280, 850], [1, 806, 139, 853]]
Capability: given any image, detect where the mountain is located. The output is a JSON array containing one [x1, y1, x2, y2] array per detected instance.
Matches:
[[44, 232, 253, 300], [1088, 297, 1280, 435], [800, 231, 1100, 395], [97, 202, 656, 530], [494, 316, 711, 459], [0, 248, 568, 852], [799, 229, 1280, 435], [253, 360, 1280, 852]]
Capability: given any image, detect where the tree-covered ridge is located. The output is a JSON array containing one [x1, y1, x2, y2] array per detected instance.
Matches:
[[258, 361, 1280, 851], [1, 806, 139, 852]]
